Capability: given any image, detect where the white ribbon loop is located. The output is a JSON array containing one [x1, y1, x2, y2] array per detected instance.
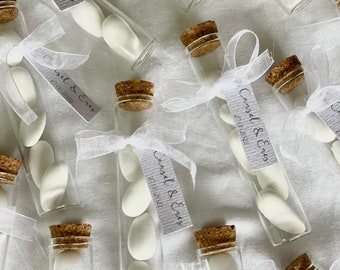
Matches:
[[0, 16, 89, 125], [0, 207, 36, 241], [76, 120, 197, 187], [281, 46, 340, 162], [330, 259, 340, 270], [162, 29, 274, 113]]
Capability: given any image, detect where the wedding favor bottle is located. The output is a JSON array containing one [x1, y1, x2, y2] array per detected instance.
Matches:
[[45, 0, 156, 70], [0, 154, 21, 269], [194, 225, 243, 270], [285, 253, 324, 270], [172, 21, 310, 246], [275, 0, 313, 14], [49, 224, 93, 270], [115, 80, 164, 270]]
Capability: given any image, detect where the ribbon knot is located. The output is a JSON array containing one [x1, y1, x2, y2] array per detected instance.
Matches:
[[281, 46, 340, 162], [161, 29, 274, 113], [0, 16, 89, 125], [76, 120, 197, 187]]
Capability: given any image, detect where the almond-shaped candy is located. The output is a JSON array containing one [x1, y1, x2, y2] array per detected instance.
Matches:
[[229, 129, 255, 175], [122, 177, 151, 217], [28, 140, 55, 189], [219, 104, 235, 127], [128, 261, 151, 270], [102, 14, 144, 62], [209, 253, 237, 270], [305, 113, 336, 143], [71, 0, 105, 38], [256, 188, 306, 235], [0, 186, 8, 207], [0, 29, 23, 66], [9, 66, 36, 108], [40, 162, 69, 212], [128, 212, 156, 260], [119, 145, 144, 183], [255, 163, 289, 200], [19, 109, 46, 147], [331, 140, 340, 165], [53, 250, 82, 270]]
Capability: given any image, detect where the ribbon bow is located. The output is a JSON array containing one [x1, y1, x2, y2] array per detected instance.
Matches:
[[76, 120, 197, 187], [0, 16, 89, 125], [280, 46, 340, 162], [161, 29, 274, 112]]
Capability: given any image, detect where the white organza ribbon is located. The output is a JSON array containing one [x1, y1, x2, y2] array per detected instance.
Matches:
[[181, 260, 210, 270], [162, 29, 274, 112], [249, 260, 276, 270], [281, 46, 340, 162], [0, 207, 36, 241], [0, 15, 89, 125], [75, 120, 197, 187]]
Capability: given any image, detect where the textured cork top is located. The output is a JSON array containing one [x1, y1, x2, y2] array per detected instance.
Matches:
[[180, 21, 221, 57], [0, 155, 21, 184], [266, 55, 304, 94], [194, 225, 236, 249], [285, 253, 315, 270], [49, 224, 92, 238], [0, 1, 18, 24], [115, 80, 154, 111]]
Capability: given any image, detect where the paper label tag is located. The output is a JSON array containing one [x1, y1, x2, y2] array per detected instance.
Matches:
[[53, 0, 84, 10], [136, 149, 193, 235], [316, 101, 340, 139], [27, 59, 101, 122], [222, 84, 278, 170]]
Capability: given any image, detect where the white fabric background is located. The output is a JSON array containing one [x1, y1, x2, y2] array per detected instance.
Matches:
[[1, 0, 340, 269]]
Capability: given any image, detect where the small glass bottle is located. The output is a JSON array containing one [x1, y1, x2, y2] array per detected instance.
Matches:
[[114, 80, 163, 270], [285, 253, 324, 270], [49, 224, 93, 270], [193, 225, 243, 270], [44, 0, 156, 70], [275, 0, 313, 14], [178, 21, 310, 246], [0, 154, 21, 270], [178, 0, 206, 11]]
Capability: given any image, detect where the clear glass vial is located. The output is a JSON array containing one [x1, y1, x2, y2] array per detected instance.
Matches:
[[179, 21, 310, 246], [0, 154, 21, 269], [114, 80, 163, 270], [49, 224, 93, 270], [285, 253, 324, 270], [193, 225, 243, 270], [45, 0, 156, 70], [275, 0, 313, 14]]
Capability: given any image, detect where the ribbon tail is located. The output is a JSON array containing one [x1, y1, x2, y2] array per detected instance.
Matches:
[[279, 110, 308, 164], [161, 96, 209, 113], [0, 64, 37, 125], [27, 47, 89, 70], [162, 144, 197, 189]]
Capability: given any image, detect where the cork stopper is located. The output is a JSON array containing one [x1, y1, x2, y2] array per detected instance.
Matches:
[[194, 225, 236, 255], [180, 20, 221, 57], [0, 1, 18, 24], [266, 55, 304, 94], [115, 80, 154, 111], [49, 224, 92, 250], [0, 154, 21, 184], [285, 253, 316, 270]]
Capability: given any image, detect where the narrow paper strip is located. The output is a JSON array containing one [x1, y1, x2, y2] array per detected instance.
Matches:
[[28, 59, 101, 122], [317, 102, 340, 139], [223, 84, 278, 170], [136, 149, 193, 235], [53, 0, 84, 10]]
